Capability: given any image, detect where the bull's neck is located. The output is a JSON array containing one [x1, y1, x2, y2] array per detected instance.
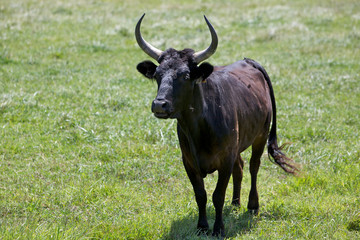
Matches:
[[176, 83, 207, 176], [177, 83, 207, 132]]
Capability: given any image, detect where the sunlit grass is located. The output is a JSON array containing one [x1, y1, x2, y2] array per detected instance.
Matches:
[[0, 0, 359, 239]]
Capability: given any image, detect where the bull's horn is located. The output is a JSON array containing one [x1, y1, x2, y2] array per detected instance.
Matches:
[[193, 16, 218, 64], [135, 13, 163, 61]]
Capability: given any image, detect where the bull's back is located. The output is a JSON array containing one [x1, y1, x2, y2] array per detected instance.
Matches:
[[212, 60, 271, 111]]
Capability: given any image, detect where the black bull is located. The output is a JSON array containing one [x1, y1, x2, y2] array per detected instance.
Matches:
[[135, 14, 298, 237]]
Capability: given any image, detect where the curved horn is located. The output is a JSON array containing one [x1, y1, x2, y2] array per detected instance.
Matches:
[[135, 13, 163, 61], [193, 16, 218, 64]]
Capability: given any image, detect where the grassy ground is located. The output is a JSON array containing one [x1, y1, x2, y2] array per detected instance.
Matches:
[[1, 0, 359, 239]]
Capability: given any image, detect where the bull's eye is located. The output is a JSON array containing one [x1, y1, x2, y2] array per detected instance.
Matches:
[[184, 73, 190, 80], [178, 72, 190, 81]]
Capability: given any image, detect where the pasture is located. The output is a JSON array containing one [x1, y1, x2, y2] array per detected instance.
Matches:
[[0, 0, 359, 239]]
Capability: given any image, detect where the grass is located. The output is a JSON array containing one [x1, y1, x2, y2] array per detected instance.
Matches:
[[0, 0, 359, 239]]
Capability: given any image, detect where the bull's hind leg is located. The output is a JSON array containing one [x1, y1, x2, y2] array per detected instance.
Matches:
[[212, 167, 232, 237], [248, 137, 267, 213], [232, 155, 244, 206]]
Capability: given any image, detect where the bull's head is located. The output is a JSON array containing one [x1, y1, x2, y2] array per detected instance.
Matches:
[[136, 14, 217, 119]]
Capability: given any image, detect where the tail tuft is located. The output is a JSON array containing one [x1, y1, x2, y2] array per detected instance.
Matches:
[[268, 140, 299, 174]]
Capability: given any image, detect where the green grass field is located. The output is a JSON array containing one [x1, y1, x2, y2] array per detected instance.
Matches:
[[1, 0, 359, 239]]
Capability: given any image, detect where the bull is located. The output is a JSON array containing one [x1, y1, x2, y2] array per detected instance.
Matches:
[[135, 14, 298, 237]]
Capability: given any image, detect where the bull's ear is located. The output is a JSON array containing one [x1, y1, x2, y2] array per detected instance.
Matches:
[[198, 62, 214, 80], [137, 60, 157, 79], [193, 62, 214, 83]]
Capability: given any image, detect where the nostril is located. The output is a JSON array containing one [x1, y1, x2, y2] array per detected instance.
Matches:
[[152, 99, 168, 113]]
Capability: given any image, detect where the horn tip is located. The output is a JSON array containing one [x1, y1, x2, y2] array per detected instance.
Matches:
[[203, 15, 211, 24]]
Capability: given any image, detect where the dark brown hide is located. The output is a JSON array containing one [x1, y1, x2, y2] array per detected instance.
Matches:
[[176, 59, 273, 236], [178, 60, 272, 177]]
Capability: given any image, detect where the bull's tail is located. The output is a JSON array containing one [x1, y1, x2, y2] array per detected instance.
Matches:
[[244, 58, 299, 174]]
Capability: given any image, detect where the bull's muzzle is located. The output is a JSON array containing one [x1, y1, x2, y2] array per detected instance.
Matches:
[[152, 99, 171, 119]]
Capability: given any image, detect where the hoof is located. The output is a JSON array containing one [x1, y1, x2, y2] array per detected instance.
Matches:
[[212, 231, 225, 238], [196, 227, 209, 236], [231, 199, 240, 206], [248, 208, 259, 215], [212, 228, 225, 238], [196, 221, 209, 236]]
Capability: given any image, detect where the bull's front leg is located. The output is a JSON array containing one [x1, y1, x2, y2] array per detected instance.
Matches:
[[183, 159, 209, 234], [212, 167, 232, 237]]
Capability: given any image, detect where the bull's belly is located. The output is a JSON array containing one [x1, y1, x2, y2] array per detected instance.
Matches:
[[195, 147, 237, 177]]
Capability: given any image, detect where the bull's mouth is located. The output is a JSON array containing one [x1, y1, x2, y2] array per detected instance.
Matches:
[[153, 111, 178, 119], [154, 112, 170, 119]]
